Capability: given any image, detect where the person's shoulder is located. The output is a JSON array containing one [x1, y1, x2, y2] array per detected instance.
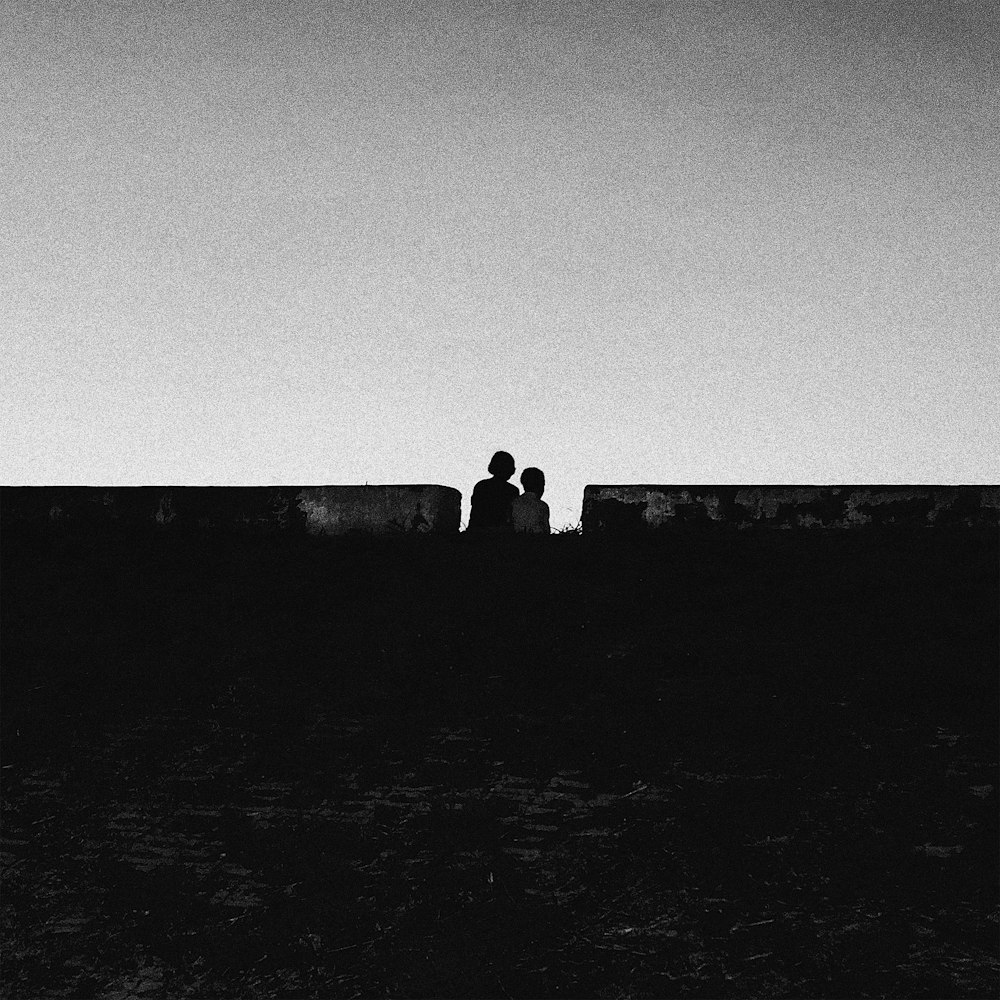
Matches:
[[506, 482, 520, 497]]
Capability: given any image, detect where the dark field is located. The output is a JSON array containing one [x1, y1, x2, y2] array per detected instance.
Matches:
[[2, 527, 998, 998]]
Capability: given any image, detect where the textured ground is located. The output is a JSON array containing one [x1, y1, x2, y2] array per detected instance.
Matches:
[[2, 529, 998, 998]]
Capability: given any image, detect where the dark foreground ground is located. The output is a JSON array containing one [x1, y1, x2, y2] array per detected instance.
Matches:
[[1, 527, 998, 999]]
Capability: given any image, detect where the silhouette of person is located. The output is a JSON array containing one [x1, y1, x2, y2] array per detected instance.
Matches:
[[511, 467, 550, 534], [468, 451, 519, 531]]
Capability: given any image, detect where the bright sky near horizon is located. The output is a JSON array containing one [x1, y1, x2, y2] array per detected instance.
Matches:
[[5, 0, 999, 529]]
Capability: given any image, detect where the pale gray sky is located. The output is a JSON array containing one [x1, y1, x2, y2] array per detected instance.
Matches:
[[5, 0, 998, 527]]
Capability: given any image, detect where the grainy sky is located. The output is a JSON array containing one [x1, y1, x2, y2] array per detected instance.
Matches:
[[5, 0, 998, 528]]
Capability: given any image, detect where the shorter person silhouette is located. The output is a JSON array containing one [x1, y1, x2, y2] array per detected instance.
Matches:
[[511, 467, 550, 534], [468, 451, 519, 531]]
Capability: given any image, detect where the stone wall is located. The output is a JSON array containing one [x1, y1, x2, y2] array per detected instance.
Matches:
[[1, 486, 462, 536], [7, 485, 997, 535], [582, 486, 1000, 531], [297, 486, 460, 535]]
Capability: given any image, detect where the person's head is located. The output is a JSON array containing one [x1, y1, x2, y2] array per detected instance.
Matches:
[[520, 467, 544, 497], [488, 450, 515, 481]]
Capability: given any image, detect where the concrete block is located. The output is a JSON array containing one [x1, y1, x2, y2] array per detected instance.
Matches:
[[582, 486, 1000, 531], [1, 486, 462, 536], [297, 486, 460, 535]]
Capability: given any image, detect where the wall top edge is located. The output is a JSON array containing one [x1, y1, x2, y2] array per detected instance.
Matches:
[[583, 484, 998, 491], [1, 485, 460, 491]]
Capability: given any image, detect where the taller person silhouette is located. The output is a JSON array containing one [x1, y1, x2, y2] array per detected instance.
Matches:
[[468, 451, 519, 532]]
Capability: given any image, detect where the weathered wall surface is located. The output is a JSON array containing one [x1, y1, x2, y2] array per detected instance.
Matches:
[[297, 486, 460, 535], [582, 486, 1000, 531], [1, 486, 462, 535]]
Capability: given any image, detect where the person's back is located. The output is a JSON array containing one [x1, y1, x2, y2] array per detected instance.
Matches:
[[468, 451, 519, 531], [511, 467, 550, 534]]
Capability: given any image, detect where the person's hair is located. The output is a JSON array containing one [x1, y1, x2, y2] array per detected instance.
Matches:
[[488, 451, 515, 479], [520, 467, 544, 496]]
